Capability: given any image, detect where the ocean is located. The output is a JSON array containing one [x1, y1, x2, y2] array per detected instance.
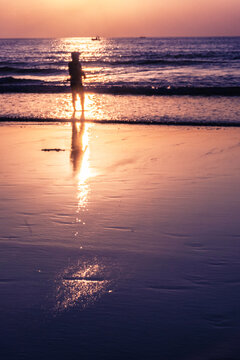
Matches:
[[0, 37, 240, 95], [0, 37, 240, 125]]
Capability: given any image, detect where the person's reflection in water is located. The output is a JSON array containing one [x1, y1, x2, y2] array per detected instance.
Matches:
[[70, 113, 87, 175]]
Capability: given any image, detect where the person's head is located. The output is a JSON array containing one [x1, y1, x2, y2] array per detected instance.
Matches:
[[71, 52, 80, 62]]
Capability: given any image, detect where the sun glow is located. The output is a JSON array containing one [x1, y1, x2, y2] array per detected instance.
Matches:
[[1, 0, 239, 37], [70, 120, 92, 215]]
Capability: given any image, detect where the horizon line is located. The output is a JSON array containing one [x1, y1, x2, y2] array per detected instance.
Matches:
[[0, 35, 240, 40]]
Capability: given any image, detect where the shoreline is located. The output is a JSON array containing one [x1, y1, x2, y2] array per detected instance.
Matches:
[[1, 117, 240, 127], [1, 86, 240, 96]]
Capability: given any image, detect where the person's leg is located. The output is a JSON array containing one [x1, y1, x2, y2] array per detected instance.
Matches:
[[72, 89, 77, 111], [80, 88, 85, 112]]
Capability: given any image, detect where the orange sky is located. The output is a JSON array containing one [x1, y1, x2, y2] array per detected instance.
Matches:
[[0, 0, 240, 37]]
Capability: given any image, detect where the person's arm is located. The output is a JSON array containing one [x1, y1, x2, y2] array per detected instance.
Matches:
[[79, 64, 86, 79]]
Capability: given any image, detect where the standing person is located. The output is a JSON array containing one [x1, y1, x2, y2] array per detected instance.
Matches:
[[68, 52, 86, 112]]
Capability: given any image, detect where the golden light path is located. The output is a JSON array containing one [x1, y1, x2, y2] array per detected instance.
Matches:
[[53, 38, 116, 312], [69, 94, 95, 210], [55, 91, 112, 312], [74, 121, 91, 215], [55, 122, 112, 312], [55, 261, 112, 312]]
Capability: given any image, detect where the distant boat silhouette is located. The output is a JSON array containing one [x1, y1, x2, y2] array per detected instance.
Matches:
[[91, 36, 100, 41]]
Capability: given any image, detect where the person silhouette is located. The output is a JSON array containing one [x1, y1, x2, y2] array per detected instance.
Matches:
[[68, 52, 86, 112]]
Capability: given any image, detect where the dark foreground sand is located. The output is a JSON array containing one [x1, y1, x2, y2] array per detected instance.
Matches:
[[1, 122, 240, 360]]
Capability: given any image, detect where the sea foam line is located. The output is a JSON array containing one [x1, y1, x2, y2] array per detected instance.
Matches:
[[1, 117, 240, 127], [0, 85, 240, 96]]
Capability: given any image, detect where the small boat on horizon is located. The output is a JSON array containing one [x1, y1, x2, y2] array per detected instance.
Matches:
[[91, 36, 101, 41]]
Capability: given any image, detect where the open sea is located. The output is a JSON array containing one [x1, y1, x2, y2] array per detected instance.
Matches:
[[0, 37, 240, 125], [0, 37, 240, 95]]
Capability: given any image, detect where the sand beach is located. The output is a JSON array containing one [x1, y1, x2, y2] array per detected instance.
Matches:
[[1, 117, 240, 359]]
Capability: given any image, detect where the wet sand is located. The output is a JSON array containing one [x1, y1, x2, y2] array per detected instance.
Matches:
[[1, 93, 240, 125], [1, 122, 240, 359]]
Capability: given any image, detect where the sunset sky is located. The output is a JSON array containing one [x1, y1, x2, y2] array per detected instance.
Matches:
[[0, 0, 240, 38]]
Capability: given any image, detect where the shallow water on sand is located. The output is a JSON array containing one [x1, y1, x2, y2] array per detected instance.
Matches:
[[1, 123, 240, 359], [1, 93, 240, 125]]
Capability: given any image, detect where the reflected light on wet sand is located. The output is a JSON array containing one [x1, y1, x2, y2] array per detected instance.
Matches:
[[52, 93, 105, 120], [70, 119, 92, 221], [55, 260, 112, 312], [55, 118, 112, 312]]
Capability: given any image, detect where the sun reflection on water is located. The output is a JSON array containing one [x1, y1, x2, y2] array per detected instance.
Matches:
[[55, 259, 113, 312], [70, 117, 92, 224]]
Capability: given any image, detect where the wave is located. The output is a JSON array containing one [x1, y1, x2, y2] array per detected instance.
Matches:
[[162, 51, 240, 60], [1, 54, 238, 72], [91, 85, 240, 96], [97, 59, 219, 67], [0, 61, 205, 71], [0, 82, 239, 96], [74, 57, 239, 67], [0, 77, 44, 84], [0, 66, 62, 75], [1, 116, 240, 127]]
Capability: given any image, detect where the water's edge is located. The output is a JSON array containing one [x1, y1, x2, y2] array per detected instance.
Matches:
[[0, 86, 240, 96], [1, 117, 240, 127]]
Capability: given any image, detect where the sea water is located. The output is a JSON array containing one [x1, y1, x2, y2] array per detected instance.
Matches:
[[0, 37, 240, 93], [0, 37, 240, 124]]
